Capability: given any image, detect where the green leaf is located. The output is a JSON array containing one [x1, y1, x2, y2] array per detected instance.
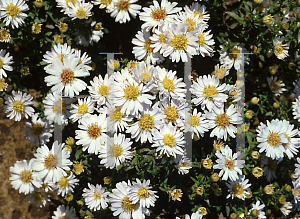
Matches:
[[45, 31, 52, 36], [265, 111, 273, 116], [225, 11, 243, 23], [75, 149, 82, 160]]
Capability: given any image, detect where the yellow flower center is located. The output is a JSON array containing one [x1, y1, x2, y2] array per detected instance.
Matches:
[[197, 33, 207, 46], [32, 191, 44, 202], [87, 123, 101, 139], [57, 176, 69, 188], [124, 84, 140, 100], [139, 72, 151, 83], [53, 100, 66, 113], [30, 123, 44, 136], [19, 170, 32, 183], [0, 58, 3, 69], [137, 188, 150, 199], [151, 7, 167, 20], [170, 34, 188, 50], [162, 77, 175, 92], [93, 192, 102, 200], [5, 3, 20, 18], [101, 0, 112, 6], [116, 0, 130, 11], [163, 134, 176, 147], [232, 183, 245, 197], [229, 47, 240, 59], [215, 113, 230, 128], [215, 68, 225, 79], [187, 115, 200, 127], [76, 8, 87, 19], [121, 196, 138, 212], [44, 154, 57, 170], [13, 101, 24, 113], [98, 84, 108, 96], [164, 106, 178, 123], [171, 189, 182, 200], [185, 18, 196, 32], [65, 0, 75, 7], [269, 81, 281, 91], [225, 158, 235, 170], [138, 114, 154, 131], [32, 23, 42, 34], [0, 79, 6, 90], [110, 107, 123, 122], [295, 188, 300, 196], [144, 39, 154, 53], [109, 143, 123, 158], [267, 131, 280, 147], [72, 163, 84, 175], [159, 32, 166, 43], [251, 209, 260, 217], [61, 68, 74, 84], [194, 11, 203, 19], [76, 102, 88, 114], [95, 23, 102, 31], [203, 85, 218, 99], [0, 28, 10, 42], [54, 35, 63, 44], [275, 43, 283, 55]]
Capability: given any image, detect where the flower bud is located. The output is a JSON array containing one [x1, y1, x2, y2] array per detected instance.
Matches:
[[197, 207, 207, 216], [251, 97, 259, 104], [269, 66, 277, 75], [273, 102, 280, 108], [34, 0, 43, 7], [264, 184, 275, 194], [104, 176, 112, 184], [211, 173, 219, 182], [279, 196, 286, 204], [252, 166, 263, 178], [282, 22, 289, 30], [263, 15, 273, 25], [230, 213, 237, 219], [251, 151, 260, 159], [203, 157, 213, 169], [245, 110, 253, 119], [285, 185, 292, 192], [65, 193, 73, 202], [196, 186, 204, 195]]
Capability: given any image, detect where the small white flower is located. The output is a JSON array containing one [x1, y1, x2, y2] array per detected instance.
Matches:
[[67, 0, 93, 20], [0, 49, 13, 78], [27, 188, 50, 208], [267, 76, 286, 96], [43, 43, 75, 65], [108, 0, 141, 24], [52, 205, 78, 219], [212, 64, 229, 80], [226, 175, 251, 200], [280, 202, 292, 216], [49, 172, 79, 197], [82, 183, 110, 211], [70, 97, 94, 122], [248, 200, 267, 219], [183, 2, 210, 24], [292, 96, 300, 122], [273, 36, 289, 60], [74, 21, 104, 46], [177, 156, 192, 175]]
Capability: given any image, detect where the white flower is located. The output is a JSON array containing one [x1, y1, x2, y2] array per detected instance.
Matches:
[[0, 49, 13, 78], [226, 175, 251, 200], [177, 156, 192, 175], [27, 188, 50, 208], [139, 0, 181, 31], [256, 119, 288, 160], [108, 0, 141, 24], [205, 104, 243, 141], [293, 181, 300, 202], [280, 202, 292, 217], [74, 49, 92, 71], [55, 0, 77, 14], [4, 90, 35, 121], [92, 0, 114, 9], [0, 0, 29, 29], [273, 36, 289, 60], [52, 205, 78, 219], [183, 3, 210, 24], [149, 25, 169, 54], [74, 21, 104, 46], [227, 81, 242, 102], [267, 76, 286, 96], [44, 54, 90, 97], [190, 74, 228, 111], [280, 120, 300, 159], [24, 113, 54, 146], [49, 172, 79, 197], [67, 0, 93, 20], [75, 114, 108, 154], [176, 11, 201, 33], [213, 145, 245, 181], [292, 96, 300, 122], [248, 200, 267, 219], [294, 157, 300, 179], [195, 23, 215, 57], [176, 212, 203, 219], [152, 124, 186, 158], [32, 141, 72, 183], [82, 183, 110, 211], [70, 97, 95, 122], [0, 78, 8, 91], [98, 133, 133, 169], [43, 43, 75, 65], [10, 159, 42, 195], [212, 64, 229, 80]]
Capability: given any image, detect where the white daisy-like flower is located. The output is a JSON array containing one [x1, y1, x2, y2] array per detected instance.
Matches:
[[212, 64, 229, 80], [226, 175, 251, 200], [154, 66, 186, 101], [184, 108, 212, 139], [70, 97, 94, 122], [256, 119, 288, 160], [139, 0, 181, 31], [126, 106, 165, 143], [128, 178, 158, 208], [149, 24, 169, 54], [52, 205, 78, 219], [132, 29, 164, 65], [32, 141, 72, 183], [74, 21, 104, 47], [195, 23, 215, 57], [27, 188, 50, 208], [183, 2, 210, 24], [24, 113, 54, 146], [176, 11, 200, 33], [273, 36, 289, 60], [43, 43, 75, 65], [49, 172, 79, 197], [176, 212, 203, 219], [82, 183, 110, 211], [0, 0, 29, 29], [152, 124, 186, 158], [292, 96, 300, 122], [110, 180, 149, 219], [280, 119, 300, 159], [280, 202, 292, 217], [292, 181, 300, 203], [162, 22, 198, 62], [111, 68, 155, 117], [177, 156, 192, 175], [294, 157, 300, 179], [108, 0, 141, 24], [10, 159, 42, 195], [205, 104, 243, 141], [74, 49, 92, 71], [261, 155, 279, 182], [4, 90, 35, 121], [44, 54, 90, 97], [0, 49, 13, 78], [267, 76, 286, 96], [0, 27, 11, 43], [0, 78, 8, 91], [76, 114, 107, 154], [219, 44, 250, 71], [213, 145, 245, 181], [227, 81, 242, 102], [92, 0, 113, 9], [98, 133, 133, 169], [55, 0, 77, 14], [248, 200, 267, 219], [190, 74, 228, 111], [43, 91, 74, 125], [67, 0, 93, 20]]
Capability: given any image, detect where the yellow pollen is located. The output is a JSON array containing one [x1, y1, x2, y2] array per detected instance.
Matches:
[[0, 28, 10, 42], [109, 143, 123, 157], [194, 11, 203, 19], [57, 176, 69, 188], [215, 68, 225, 79], [139, 72, 151, 83], [251, 209, 260, 217], [232, 183, 245, 197], [162, 77, 175, 92], [95, 23, 102, 31], [267, 131, 280, 147], [72, 163, 84, 175], [98, 84, 108, 96], [101, 0, 112, 6], [76, 8, 87, 19], [0, 79, 6, 90], [93, 192, 102, 200], [19, 170, 32, 183], [116, 0, 130, 11], [225, 158, 235, 170], [229, 47, 240, 59], [124, 84, 140, 100], [5, 3, 20, 18], [144, 39, 154, 53], [275, 43, 284, 55], [30, 123, 44, 136], [137, 188, 150, 199], [295, 188, 300, 196], [110, 107, 123, 122], [203, 85, 218, 99], [185, 18, 196, 32], [171, 189, 182, 200], [52, 100, 66, 113], [87, 123, 101, 139], [197, 33, 207, 46], [121, 196, 137, 212], [164, 106, 178, 122], [158, 32, 166, 43], [13, 101, 24, 113], [187, 115, 200, 127], [163, 134, 176, 147], [0, 58, 3, 69], [65, 0, 75, 7], [44, 154, 57, 170], [61, 68, 74, 84], [215, 113, 230, 128], [170, 34, 188, 50], [151, 7, 167, 20], [269, 81, 281, 91], [138, 114, 154, 131], [76, 102, 88, 114]]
